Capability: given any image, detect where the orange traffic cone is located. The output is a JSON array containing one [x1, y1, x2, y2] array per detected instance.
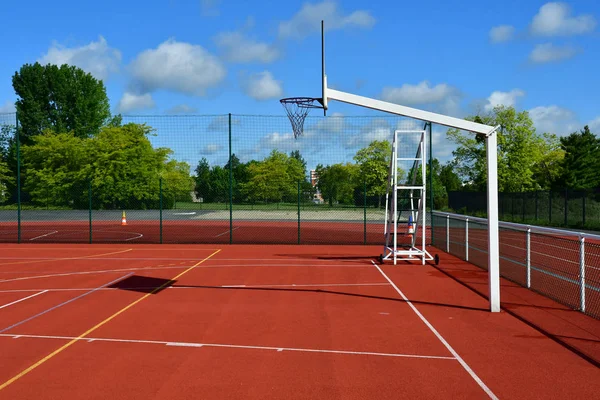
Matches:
[[121, 211, 127, 226]]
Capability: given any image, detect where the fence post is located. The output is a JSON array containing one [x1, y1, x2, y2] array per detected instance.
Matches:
[[526, 228, 531, 288], [582, 192, 586, 227], [228, 113, 233, 245], [297, 180, 301, 244], [465, 218, 469, 261], [363, 180, 367, 245], [549, 192, 552, 223], [522, 193, 525, 222], [159, 177, 163, 244], [88, 179, 92, 244], [446, 214, 449, 252], [535, 191, 538, 222], [15, 112, 21, 243], [564, 189, 568, 227], [579, 236, 586, 312]]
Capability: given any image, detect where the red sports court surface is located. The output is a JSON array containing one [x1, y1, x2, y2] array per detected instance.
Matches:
[[0, 244, 598, 399]]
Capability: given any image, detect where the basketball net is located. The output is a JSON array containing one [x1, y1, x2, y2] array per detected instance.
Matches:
[[280, 97, 323, 138]]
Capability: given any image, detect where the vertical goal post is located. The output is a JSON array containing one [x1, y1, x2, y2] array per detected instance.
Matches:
[[280, 20, 501, 313]]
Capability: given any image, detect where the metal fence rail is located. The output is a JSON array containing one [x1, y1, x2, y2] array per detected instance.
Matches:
[[432, 211, 600, 320]]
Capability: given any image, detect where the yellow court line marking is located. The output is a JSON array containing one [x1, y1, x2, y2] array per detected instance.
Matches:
[[0, 248, 221, 392], [0, 249, 134, 267], [0, 247, 222, 252]]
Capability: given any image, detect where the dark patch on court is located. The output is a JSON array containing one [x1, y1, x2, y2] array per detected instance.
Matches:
[[108, 275, 174, 294]]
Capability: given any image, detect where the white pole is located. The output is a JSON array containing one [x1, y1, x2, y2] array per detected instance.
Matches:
[[486, 131, 501, 312], [421, 137, 426, 265], [526, 228, 531, 288], [446, 214, 450, 252], [393, 131, 398, 265], [465, 218, 469, 261], [580, 237, 585, 312]]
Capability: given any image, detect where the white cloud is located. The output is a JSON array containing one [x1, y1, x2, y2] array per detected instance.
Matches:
[[279, 0, 375, 39], [207, 115, 242, 132], [0, 100, 15, 113], [200, 0, 220, 16], [241, 71, 283, 100], [117, 92, 155, 113], [529, 43, 579, 63], [381, 81, 462, 116], [38, 36, 121, 81], [489, 25, 515, 43], [381, 81, 459, 105], [529, 105, 579, 134], [129, 38, 226, 96], [530, 2, 596, 36], [485, 89, 525, 112], [588, 117, 600, 132], [166, 104, 198, 114], [199, 144, 223, 155], [214, 32, 280, 63]]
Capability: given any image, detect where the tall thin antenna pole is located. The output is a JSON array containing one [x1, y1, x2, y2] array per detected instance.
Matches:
[[321, 20, 326, 116]]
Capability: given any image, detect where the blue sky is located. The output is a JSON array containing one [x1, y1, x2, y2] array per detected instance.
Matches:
[[0, 0, 599, 170]]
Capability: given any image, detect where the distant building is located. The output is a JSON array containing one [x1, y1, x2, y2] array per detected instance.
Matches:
[[309, 170, 324, 204]]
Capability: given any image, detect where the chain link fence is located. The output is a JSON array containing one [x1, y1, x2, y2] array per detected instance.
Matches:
[[0, 112, 437, 245], [432, 211, 600, 320], [449, 190, 600, 231]]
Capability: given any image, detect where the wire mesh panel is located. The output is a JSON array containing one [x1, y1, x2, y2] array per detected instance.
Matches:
[[529, 233, 581, 310], [122, 115, 228, 244], [498, 227, 527, 286], [466, 220, 489, 269], [0, 113, 17, 242], [448, 218, 466, 260], [586, 241, 600, 319]]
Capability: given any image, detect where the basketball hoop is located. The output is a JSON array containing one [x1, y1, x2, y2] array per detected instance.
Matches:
[[280, 97, 323, 138]]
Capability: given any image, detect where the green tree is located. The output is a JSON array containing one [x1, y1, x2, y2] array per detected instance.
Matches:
[[315, 163, 358, 206], [194, 158, 212, 202], [447, 105, 549, 192], [556, 126, 600, 189], [532, 133, 564, 190], [242, 150, 305, 203], [162, 160, 194, 207], [439, 161, 462, 192], [353, 140, 392, 207], [0, 125, 15, 202], [12, 62, 111, 143], [208, 166, 229, 203], [22, 123, 192, 209]]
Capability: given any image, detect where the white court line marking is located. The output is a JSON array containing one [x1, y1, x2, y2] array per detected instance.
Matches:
[[1, 333, 456, 360], [124, 232, 144, 242], [0, 257, 343, 263], [371, 260, 499, 400], [0, 264, 372, 283], [29, 231, 58, 241], [0, 282, 390, 294], [214, 226, 240, 238], [0, 273, 134, 334], [172, 212, 196, 215], [0, 291, 48, 310]]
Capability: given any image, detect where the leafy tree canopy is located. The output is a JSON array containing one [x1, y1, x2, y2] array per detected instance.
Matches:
[[12, 62, 111, 143]]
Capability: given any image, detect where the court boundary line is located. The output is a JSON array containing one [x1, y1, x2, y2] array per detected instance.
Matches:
[[0, 273, 134, 334], [0, 249, 134, 268], [0, 291, 48, 309], [0, 282, 390, 293], [371, 260, 499, 400], [0, 249, 222, 392], [214, 226, 240, 237], [0, 332, 457, 360], [0, 263, 374, 285], [29, 231, 58, 241]]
